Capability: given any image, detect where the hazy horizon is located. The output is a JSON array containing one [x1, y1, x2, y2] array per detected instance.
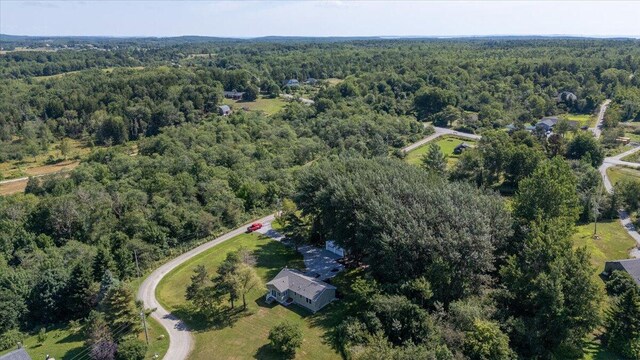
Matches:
[[1, 1, 639, 38]]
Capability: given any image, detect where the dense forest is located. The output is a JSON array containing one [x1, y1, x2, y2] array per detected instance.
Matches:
[[1, 37, 639, 359]]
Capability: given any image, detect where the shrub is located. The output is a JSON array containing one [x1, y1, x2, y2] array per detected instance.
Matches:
[[116, 336, 147, 360]]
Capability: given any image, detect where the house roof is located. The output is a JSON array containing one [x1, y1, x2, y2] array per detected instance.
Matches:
[[223, 90, 245, 96], [537, 116, 559, 128], [218, 105, 231, 112], [605, 258, 640, 286], [267, 268, 336, 301], [0, 348, 32, 360]]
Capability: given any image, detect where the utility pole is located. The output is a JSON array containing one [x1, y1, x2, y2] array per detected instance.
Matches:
[[134, 249, 141, 278], [140, 311, 149, 345]]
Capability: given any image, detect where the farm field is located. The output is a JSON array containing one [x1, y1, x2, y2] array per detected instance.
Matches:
[[156, 232, 342, 360], [222, 95, 287, 116], [405, 135, 476, 167]]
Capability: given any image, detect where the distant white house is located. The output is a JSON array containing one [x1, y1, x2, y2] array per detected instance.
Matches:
[[325, 241, 345, 257], [284, 79, 300, 87]]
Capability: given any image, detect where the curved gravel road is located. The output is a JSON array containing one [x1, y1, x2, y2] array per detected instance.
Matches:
[[137, 214, 275, 360]]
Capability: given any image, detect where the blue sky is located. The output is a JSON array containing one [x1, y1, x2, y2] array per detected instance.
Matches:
[[1, 1, 639, 38]]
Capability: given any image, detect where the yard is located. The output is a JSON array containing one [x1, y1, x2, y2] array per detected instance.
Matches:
[[0, 317, 167, 360], [222, 95, 287, 116], [405, 135, 476, 167], [155, 233, 342, 360], [561, 113, 596, 128], [572, 220, 637, 277]]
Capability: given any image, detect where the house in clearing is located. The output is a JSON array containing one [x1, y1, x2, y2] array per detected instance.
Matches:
[[603, 258, 640, 286], [0, 348, 32, 360], [266, 268, 336, 313], [217, 105, 232, 116], [453, 142, 473, 155], [536, 116, 559, 132], [223, 89, 245, 100]]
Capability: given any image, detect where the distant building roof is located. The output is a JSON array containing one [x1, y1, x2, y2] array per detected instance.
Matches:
[[604, 258, 640, 286], [266, 268, 336, 301], [537, 116, 559, 128], [0, 348, 32, 360], [218, 105, 231, 112], [223, 90, 245, 96], [284, 79, 300, 86]]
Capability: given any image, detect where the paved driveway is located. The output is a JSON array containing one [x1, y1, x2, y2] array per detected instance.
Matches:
[[256, 224, 343, 280]]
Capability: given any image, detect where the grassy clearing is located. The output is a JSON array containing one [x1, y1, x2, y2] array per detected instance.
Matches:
[[405, 136, 476, 167], [0, 324, 85, 360], [621, 150, 640, 163], [572, 220, 637, 276], [0, 138, 88, 180], [325, 78, 344, 85], [33, 66, 145, 81], [606, 166, 640, 186], [561, 114, 595, 127], [156, 233, 342, 360], [222, 95, 287, 116]]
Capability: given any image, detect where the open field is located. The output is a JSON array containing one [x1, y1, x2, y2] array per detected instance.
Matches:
[[222, 95, 287, 116], [33, 66, 145, 81], [621, 150, 640, 163], [0, 138, 87, 179], [405, 135, 476, 167], [156, 233, 342, 360], [606, 166, 640, 185], [325, 78, 344, 85]]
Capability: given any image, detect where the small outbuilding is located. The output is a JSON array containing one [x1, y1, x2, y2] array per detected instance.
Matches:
[[217, 105, 232, 116], [266, 268, 337, 313], [453, 142, 472, 155], [0, 348, 32, 360], [604, 258, 640, 286]]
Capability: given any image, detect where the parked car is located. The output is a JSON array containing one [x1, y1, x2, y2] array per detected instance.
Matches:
[[247, 223, 263, 232]]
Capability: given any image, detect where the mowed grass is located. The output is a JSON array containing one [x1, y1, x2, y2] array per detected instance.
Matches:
[[156, 233, 341, 360], [572, 220, 637, 276], [561, 114, 595, 127], [222, 95, 287, 116], [0, 325, 85, 360], [621, 150, 640, 163], [405, 136, 476, 167], [606, 166, 640, 186], [0, 313, 169, 360]]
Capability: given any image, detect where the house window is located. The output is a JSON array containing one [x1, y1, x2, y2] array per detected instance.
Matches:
[[305, 298, 311, 304], [271, 290, 276, 297]]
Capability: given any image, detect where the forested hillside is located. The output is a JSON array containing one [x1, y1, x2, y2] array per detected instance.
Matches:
[[1, 37, 639, 359]]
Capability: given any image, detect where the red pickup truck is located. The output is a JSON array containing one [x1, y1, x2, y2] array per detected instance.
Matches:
[[247, 223, 263, 232]]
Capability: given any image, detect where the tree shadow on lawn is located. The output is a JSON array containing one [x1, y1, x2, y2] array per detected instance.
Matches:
[[171, 303, 252, 332], [56, 330, 84, 345], [254, 343, 286, 360], [254, 239, 305, 280]]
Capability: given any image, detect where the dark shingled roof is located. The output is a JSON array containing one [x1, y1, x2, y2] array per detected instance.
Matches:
[[267, 268, 336, 301], [604, 258, 640, 286], [0, 348, 32, 360]]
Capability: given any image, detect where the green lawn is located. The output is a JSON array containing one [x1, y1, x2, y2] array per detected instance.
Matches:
[[144, 317, 169, 359], [222, 95, 286, 116], [621, 150, 640, 163], [561, 114, 595, 127], [606, 166, 640, 186], [156, 233, 342, 360], [405, 136, 476, 167], [0, 324, 85, 360], [572, 220, 637, 276]]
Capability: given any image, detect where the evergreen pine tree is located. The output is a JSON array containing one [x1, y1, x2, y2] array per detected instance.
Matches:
[[66, 262, 97, 318], [422, 143, 447, 176]]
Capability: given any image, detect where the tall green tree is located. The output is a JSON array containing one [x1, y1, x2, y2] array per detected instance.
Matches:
[[422, 143, 447, 176]]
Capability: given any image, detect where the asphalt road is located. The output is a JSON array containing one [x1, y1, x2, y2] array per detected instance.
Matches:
[[589, 99, 611, 139], [401, 126, 481, 153], [138, 111, 639, 360], [136, 214, 275, 360]]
